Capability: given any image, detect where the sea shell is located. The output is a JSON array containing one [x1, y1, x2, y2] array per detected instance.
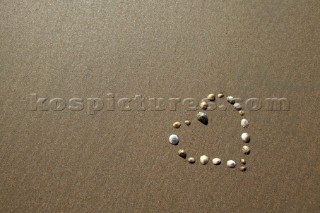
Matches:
[[178, 149, 186, 158], [227, 96, 235, 104], [185, 120, 191, 126], [239, 110, 245, 116], [169, 134, 179, 145], [227, 160, 236, 168], [173, 121, 181, 128], [240, 166, 247, 171], [200, 101, 208, 110], [200, 155, 209, 165], [242, 145, 250, 155], [218, 93, 224, 98], [188, 157, 195, 164], [241, 133, 250, 142], [212, 158, 221, 165], [241, 119, 249, 128], [233, 103, 242, 111], [240, 159, 246, 165], [207, 94, 215, 101], [197, 112, 208, 125]]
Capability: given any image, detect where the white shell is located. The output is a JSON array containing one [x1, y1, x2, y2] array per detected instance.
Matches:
[[241, 119, 249, 128], [178, 149, 186, 158], [241, 133, 250, 142], [227, 160, 236, 168], [218, 93, 224, 98], [240, 166, 247, 171], [188, 157, 195, 164], [233, 103, 242, 111], [227, 96, 235, 104], [200, 101, 208, 110], [169, 134, 179, 145], [200, 155, 209, 165], [207, 94, 215, 101], [240, 159, 246, 164], [242, 145, 250, 154], [212, 158, 221, 165]]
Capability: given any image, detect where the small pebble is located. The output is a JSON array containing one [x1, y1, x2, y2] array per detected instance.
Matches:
[[227, 160, 236, 168], [200, 155, 209, 165], [233, 103, 242, 111], [212, 158, 221, 165], [178, 149, 187, 158], [173, 121, 181, 128], [197, 112, 208, 125], [188, 157, 195, 164], [218, 93, 224, 98], [240, 166, 247, 172], [169, 134, 179, 145], [227, 96, 235, 104], [240, 159, 246, 165], [242, 145, 250, 155], [200, 101, 208, 110], [241, 133, 250, 143], [239, 110, 245, 116], [207, 94, 215, 101], [241, 119, 249, 128], [185, 120, 191, 126]]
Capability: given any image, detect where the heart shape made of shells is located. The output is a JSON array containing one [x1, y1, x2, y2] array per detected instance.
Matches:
[[168, 93, 251, 172]]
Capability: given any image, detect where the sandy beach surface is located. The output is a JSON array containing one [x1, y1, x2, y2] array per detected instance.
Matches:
[[0, 0, 319, 212]]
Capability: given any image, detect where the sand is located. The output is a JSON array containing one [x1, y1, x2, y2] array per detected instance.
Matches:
[[0, 0, 320, 212]]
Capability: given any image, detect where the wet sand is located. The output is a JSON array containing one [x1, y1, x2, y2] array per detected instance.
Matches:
[[0, 0, 319, 212]]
